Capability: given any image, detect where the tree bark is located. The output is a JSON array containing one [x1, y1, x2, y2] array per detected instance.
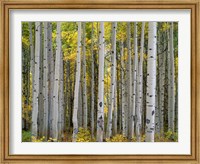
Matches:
[[82, 23, 88, 129], [96, 22, 105, 142], [106, 22, 117, 139], [58, 52, 64, 141], [72, 22, 82, 142], [145, 22, 157, 142], [132, 22, 138, 139], [127, 23, 133, 140], [136, 22, 145, 141], [42, 22, 49, 140], [47, 23, 54, 138], [52, 22, 62, 141], [31, 22, 41, 139], [91, 23, 95, 139]]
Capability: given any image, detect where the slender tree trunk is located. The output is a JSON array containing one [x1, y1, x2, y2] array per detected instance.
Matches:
[[91, 23, 95, 139], [58, 53, 64, 141], [106, 22, 117, 139], [52, 22, 62, 141], [82, 23, 88, 129], [132, 22, 138, 140], [136, 22, 145, 141], [67, 61, 71, 132], [159, 31, 167, 135], [113, 87, 118, 135], [42, 22, 49, 140], [121, 41, 126, 137], [156, 23, 162, 137], [127, 22, 133, 140], [167, 23, 175, 132], [145, 22, 157, 142], [170, 23, 175, 132], [78, 83, 83, 127], [72, 22, 82, 142], [31, 22, 41, 139], [48, 22, 54, 138], [38, 23, 44, 138], [96, 22, 105, 142]]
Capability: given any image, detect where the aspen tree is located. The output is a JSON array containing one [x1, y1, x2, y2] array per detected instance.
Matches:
[[31, 22, 41, 139], [52, 22, 62, 141], [127, 22, 133, 140], [169, 22, 175, 132], [96, 22, 105, 142], [91, 23, 95, 139], [58, 52, 64, 140], [82, 23, 88, 129], [132, 22, 138, 138], [72, 22, 82, 142], [145, 22, 157, 142], [106, 22, 117, 139], [42, 22, 49, 140], [136, 22, 145, 141]]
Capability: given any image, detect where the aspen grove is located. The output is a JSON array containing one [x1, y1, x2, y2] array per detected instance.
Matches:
[[22, 22, 178, 142]]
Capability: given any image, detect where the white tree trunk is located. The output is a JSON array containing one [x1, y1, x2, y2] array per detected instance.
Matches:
[[96, 22, 105, 142], [38, 23, 43, 138], [78, 83, 83, 127], [145, 22, 157, 142], [120, 41, 126, 137], [42, 22, 49, 140], [58, 52, 64, 140], [31, 22, 41, 139], [136, 22, 145, 141], [82, 22, 88, 129], [169, 22, 175, 132], [52, 22, 62, 141], [127, 22, 133, 140], [132, 22, 138, 139], [72, 22, 82, 142], [106, 22, 117, 139], [48, 22, 54, 138]]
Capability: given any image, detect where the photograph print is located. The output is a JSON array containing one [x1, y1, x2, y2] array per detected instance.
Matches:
[[22, 21, 178, 142]]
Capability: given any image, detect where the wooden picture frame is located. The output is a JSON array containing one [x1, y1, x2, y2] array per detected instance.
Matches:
[[0, 0, 199, 163]]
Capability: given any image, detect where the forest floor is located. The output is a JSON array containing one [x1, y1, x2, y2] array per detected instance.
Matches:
[[22, 128, 178, 142]]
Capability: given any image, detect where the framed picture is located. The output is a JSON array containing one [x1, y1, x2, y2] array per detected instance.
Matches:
[[1, 0, 199, 163]]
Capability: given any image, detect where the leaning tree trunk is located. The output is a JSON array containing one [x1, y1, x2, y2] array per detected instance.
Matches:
[[145, 22, 157, 142], [31, 22, 41, 139], [136, 22, 145, 142], [106, 22, 117, 139], [82, 22, 88, 129], [127, 22, 133, 141], [72, 22, 82, 142], [52, 22, 62, 141], [132, 22, 138, 139], [96, 22, 105, 142], [42, 22, 49, 140]]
